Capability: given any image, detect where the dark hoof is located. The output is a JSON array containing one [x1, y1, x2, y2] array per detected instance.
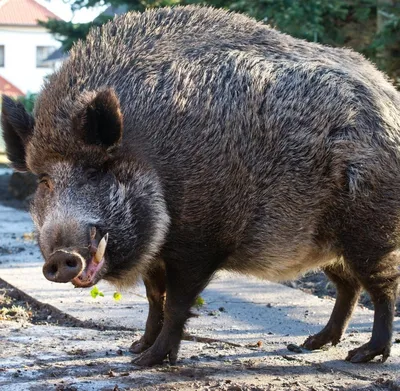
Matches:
[[346, 342, 391, 363], [131, 343, 179, 367], [132, 349, 167, 367], [130, 338, 152, 354], [302, 331, 341, 351]]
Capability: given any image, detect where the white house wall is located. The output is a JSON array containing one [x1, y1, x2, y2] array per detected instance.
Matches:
[[0, 26, 61, 94]]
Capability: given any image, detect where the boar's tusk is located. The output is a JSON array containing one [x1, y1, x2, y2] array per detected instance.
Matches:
[[94, 233, 108, 264]]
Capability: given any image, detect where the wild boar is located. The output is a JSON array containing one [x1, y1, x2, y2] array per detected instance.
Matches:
[[2, 5, 400, 367]]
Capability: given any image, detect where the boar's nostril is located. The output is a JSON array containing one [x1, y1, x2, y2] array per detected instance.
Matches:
[[66, 258, 78, 268], [43, 251, 84, 283], [48, 264, 58, 276]]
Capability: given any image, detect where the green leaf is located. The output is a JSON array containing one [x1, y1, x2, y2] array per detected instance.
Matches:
[[90, 286, 104, 299], [195, 296, 205, 308], [90, 286, 99, 298], [113, 292, 122, 301]]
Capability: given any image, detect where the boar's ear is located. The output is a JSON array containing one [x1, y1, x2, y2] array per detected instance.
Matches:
[[1, 95, 34, 172], [78, 88, 123, 150]]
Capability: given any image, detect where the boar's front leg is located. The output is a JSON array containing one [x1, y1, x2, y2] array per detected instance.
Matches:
[[132, 258, 216, 366], [303, 264, 361, 350], [130, 260, 166, 354]]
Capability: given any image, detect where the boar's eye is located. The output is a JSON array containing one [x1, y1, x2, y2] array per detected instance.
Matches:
[[38, 175, 51, 189], [85, 168, 101, 184]]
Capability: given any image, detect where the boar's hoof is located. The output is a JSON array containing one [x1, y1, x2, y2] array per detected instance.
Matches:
[[346, 342, 391, 363], [129, 338, 152, 354], [302, 330, 341, 351], [132, 345, 178, 367]]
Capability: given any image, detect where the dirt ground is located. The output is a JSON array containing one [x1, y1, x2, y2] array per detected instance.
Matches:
[[1, 279, 399, 391], [0, 278, 94, 328]]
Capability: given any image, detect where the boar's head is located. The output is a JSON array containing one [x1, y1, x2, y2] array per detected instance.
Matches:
[[1, 89, 169, 289]]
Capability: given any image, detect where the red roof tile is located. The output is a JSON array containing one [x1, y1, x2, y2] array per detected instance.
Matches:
[[0, 0, 61, 26], [0, 75, 24, 97]]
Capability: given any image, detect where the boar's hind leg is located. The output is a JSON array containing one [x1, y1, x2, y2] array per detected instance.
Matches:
[[132, 259, 216, 367], [303, 264, 361, 351], [345, 251, 399, 363], [130, 260, 166, 354]]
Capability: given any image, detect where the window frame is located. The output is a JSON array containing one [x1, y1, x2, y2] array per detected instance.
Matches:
[[36, 46, 56, 68], [0, 45, 5, 68]]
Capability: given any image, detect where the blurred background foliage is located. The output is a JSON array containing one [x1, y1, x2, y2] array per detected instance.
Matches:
[[17, 93, 38, 114]]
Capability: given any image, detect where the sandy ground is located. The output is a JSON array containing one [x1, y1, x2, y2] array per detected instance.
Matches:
[[1, 309, 399, 391]]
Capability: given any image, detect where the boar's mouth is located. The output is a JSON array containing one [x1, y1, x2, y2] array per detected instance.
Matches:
[[43, 227, 109, 288], [43, 227, 108, 288], [71, 229, 108, 288]]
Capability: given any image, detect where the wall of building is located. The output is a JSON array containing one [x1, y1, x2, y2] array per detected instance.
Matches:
[[0, 25, 60, 94]]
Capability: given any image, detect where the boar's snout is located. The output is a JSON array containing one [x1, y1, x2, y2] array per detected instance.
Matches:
[[43, 250, 84, 283]]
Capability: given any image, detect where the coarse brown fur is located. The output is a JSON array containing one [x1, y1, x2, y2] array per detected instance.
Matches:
[[2, 6, 400, 366]]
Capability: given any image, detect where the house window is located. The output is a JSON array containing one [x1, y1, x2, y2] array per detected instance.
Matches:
[[36, 46, 56, 68], [0, 46, 4, 67]]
